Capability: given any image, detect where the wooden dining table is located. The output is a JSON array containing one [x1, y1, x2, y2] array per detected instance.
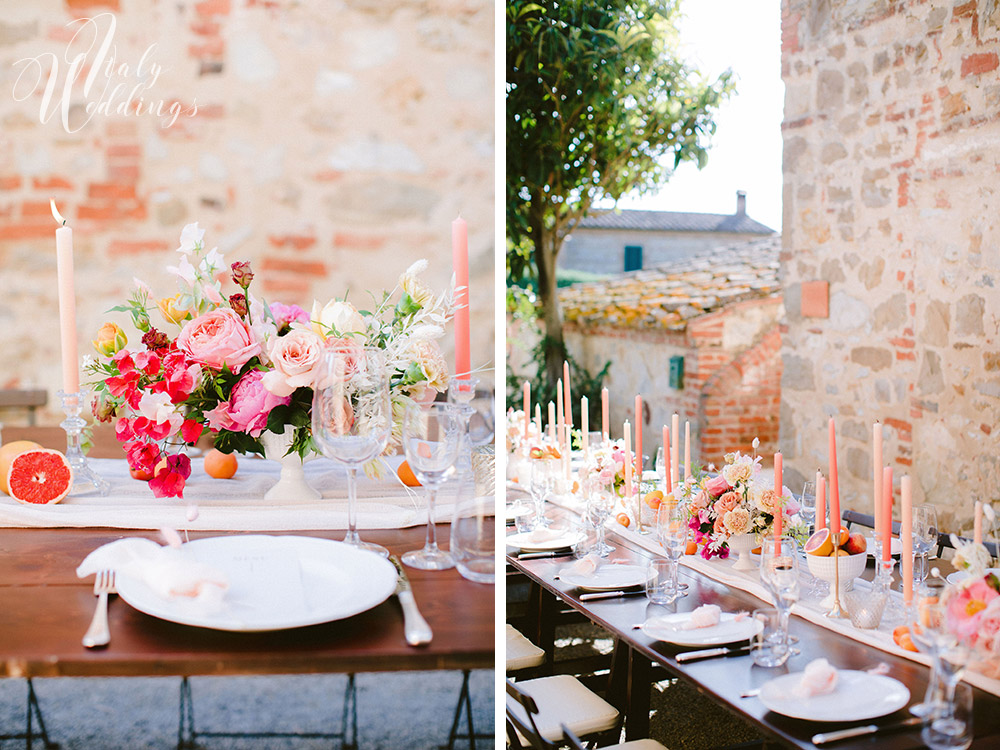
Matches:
[[507, 505, 1000, 749]]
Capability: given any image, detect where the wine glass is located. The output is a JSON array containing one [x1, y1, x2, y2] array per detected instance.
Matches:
[[529, 458, 556, 529], [401, 402, 462, 570], [654, 446, 668, 493], [760, 537, 800, 654], [913, 505, 940, 587], [585, 479, 615, 557], [311, 345, 392, 558], [655, 501, 689, 599], [798, 481, 816, 532]]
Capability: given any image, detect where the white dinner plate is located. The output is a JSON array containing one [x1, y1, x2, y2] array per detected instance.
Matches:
[[506, 504, 532, 523], [759, 670, 910, 722], [115, 535, 397, 632], [560, 564, 651, 592], [641, 611, 764, 646], [865, 535, 902, 557], [947, 567, 1000, 585], [506, 529, 584, 552]]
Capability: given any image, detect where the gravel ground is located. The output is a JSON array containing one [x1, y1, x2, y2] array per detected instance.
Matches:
[[0, 671, 493, 750]]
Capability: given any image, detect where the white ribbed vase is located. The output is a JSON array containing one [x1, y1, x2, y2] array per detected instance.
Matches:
[[728, 533, 757, 571], [259, 426, 321, 501]]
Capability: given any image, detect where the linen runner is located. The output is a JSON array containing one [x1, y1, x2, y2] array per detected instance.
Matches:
[[540, 490, 1000, 699], [0, 456, 464, 530]]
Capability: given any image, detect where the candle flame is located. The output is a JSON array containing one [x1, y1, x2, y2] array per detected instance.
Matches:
[[50, 199, 66, 226]]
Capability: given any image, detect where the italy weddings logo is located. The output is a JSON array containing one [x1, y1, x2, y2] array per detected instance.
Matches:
[[11, 12, 197, 133]]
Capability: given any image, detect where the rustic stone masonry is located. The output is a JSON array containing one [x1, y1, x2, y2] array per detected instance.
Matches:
[[0, 0, 493, 407], [562, 237, 783, 468], [780, 0, 1000, 532]]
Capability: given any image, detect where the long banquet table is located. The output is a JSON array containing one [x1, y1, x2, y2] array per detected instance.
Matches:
[[507, 503, 1000, 749]]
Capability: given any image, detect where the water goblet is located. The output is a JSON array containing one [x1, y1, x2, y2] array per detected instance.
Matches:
[[760, 537, 800, 652], [529, 458, 557, 529], [655, 501, 689, 598], [909, 576, 969, 722], [913, 505, 939, 587], [311, 345, 392, 558], [798, 481, 816, 532], [586, 481, 615, 558], [401, 402, 463, 570]]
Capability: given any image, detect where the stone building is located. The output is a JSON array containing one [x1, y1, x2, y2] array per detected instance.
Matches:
[[558, 191, 775, 275], [0, 1, 493, 408], [561, 237, 783, 470], [780, 0, 1000, 531]]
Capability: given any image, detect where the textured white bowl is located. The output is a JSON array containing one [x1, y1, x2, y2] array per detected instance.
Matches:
[[806, 550, 868, 580]]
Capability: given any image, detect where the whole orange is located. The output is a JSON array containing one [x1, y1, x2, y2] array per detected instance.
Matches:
[[204, 449, 238, 479]]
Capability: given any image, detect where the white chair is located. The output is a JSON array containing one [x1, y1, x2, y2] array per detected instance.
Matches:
[[506, 677, 619, 750], [506, 624, 545, 673], [563, 724, 668, 750]]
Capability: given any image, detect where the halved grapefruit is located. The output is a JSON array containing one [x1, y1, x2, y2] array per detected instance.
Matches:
[[804, 528, 833, 556], [0, 440, 42, 494], [6, 449, 72, 505]]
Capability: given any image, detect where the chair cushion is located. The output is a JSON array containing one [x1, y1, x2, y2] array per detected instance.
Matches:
[[506, 674, 619, 742], [506, 624, 545, 672], [613, 740, 669, 750]]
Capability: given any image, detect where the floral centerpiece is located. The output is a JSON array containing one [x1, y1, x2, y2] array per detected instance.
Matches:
[[941, 533, 1000, 679], [578, 438, 635, 500], [86, 222, 452, 499], [681, 446, 796, 560]]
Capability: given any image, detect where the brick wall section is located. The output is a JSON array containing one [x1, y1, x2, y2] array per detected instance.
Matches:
[[780, 0, 1000, 533], [0, 2, 493, 405]]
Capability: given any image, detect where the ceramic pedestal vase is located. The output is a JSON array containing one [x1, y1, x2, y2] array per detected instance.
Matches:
[[728, 533, 757, 571], [259, 426, 321, 501]]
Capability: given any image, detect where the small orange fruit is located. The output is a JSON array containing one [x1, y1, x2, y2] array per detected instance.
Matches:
[[397, 459, 421, 487], [204, 449, 238, 479], [615, 512, 630, 528], [130, 466, 154, 481], [685, 540, 698, 555]]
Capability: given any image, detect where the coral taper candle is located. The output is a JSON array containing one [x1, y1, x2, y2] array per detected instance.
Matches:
[[671, 413, 680, 490], [581, 396, 589, 453], [601, 387, 609, 441], [522, 382, 530, 442], [817, 472, 826, 531], [773, 453, 783, 542], [534, 404, 542, 439], [547, 401, 556, 443], [451, 216, 470, 378], [684, 421, 691, 481], [829, 418, 841, 536], [623, 420, 632, 503], [662, 425, 672, 495], [634, 394, 643, 477], [51, 200, 78, 394], [975, 501, 983, 546], [563, 361, 572, 431], [556, 379, 564, 447], [882, 466, 893, 562], [901, 475, 913, 606], [873, 422, 883, 540]]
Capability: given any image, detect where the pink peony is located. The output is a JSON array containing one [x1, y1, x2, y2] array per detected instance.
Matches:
[[716, 490, 741, 514], [705, 474, 731, 497], [269, 302, 309, 330], [947, 577, 1000, 640], [177, 308, 261, 372], [261, 329, 326, 397], [205, 370, 291, 437]]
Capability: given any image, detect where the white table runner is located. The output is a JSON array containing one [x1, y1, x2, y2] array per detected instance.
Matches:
[[0, 456, 463, 531]]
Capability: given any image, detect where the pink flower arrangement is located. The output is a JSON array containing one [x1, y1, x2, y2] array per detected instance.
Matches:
[[87, 225, 453, 499]]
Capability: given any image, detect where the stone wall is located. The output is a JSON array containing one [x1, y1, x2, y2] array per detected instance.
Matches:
[[780, 0, 1000, 532], [0, 0, 493, 421]]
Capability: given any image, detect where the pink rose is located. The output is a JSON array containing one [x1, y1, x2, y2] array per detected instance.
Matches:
[[315, 338, 366, 388], [313, 394, 355, 435], [205, 370, 290, 437], [261, 329, 325, 397], [177, 308, 261, 372], [705, 474, 731, 498], [713, 514, 728, 535], [716, 490, 740, 514], [691, 490, 710, 511], [269, 302, 309, 330]]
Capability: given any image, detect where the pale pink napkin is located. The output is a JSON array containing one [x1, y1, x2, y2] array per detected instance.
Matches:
[[798, 658, 839, 697], [682, 604, 722, 630]]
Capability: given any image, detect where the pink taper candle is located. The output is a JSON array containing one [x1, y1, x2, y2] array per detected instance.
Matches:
[[534, 404, 542, 439], [773, 453, 783, 542], [581, 396, 589, 453], [601, 388, 609, 441], [829, 418, 841, 536], [882, 466, 893, 563], [816, 473, 827, 531], [52, 200, 79, 394], [634, 394, 643, 477], [556, 379, 564, 447], [563, 361, 572, 431], [671, 413, 680, 490], [873, 422, 883, 541], [975, 501, 983, 546], [623, 420, 632, 503], [451, 216, 470, 379], [662, 426, 672, 495], [547, 402, 556, 443], [522, 382, 530, 442], [684, 421, 691, 481], [901, 475, 913, 605]]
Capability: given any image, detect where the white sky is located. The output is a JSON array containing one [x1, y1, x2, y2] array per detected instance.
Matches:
[[612, 0, 784, 232]]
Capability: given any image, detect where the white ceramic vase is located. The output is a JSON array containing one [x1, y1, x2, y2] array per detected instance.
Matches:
[[728, 533, 757, 571], [259, 426, 321, 501]]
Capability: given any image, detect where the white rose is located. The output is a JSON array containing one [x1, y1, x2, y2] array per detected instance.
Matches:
[[410, 339, 449, 391], [311, 299, 366, 338], [261, 329, 326, 397], [400, 272, 435, 308]]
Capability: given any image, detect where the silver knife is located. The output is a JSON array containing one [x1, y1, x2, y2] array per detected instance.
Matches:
[[675, 645, 750, 663], [389, 556, 432, 647], [579, 589, 646, 602], [812, 717, 922, 745]]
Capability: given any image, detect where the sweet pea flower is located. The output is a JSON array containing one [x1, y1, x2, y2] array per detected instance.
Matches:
[[176, 222, 205, 254], [149, 453, 192, 499], [167, 254, 197, 287], [177, 308, 261, 372]]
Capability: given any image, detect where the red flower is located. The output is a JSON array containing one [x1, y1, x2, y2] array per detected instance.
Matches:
[[149, 454, 191, 499], [126, 441, 161, 476], [106, 371, 142, 409], [133, 416, 172, 442], [181, 418, 203, 444], [115, 417, 134, 443]]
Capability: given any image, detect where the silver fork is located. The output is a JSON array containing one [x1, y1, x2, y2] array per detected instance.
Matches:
[[82, 570, 116, 648]]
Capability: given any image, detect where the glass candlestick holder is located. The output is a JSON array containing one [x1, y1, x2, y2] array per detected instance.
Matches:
[[58, 390, 110, 496], [873, 556, 905, 624], [447, 376, 479, 497]]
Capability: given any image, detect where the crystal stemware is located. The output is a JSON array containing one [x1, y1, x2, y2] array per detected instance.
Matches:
[[529, 458, 557, 529], [401, 402, 462, 570], [913, 505, 940, 587], [655, 501, 689, 599], [311, 345, 392, 558], [585, 479, 615, 557], [760, 537, 800, 651]]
